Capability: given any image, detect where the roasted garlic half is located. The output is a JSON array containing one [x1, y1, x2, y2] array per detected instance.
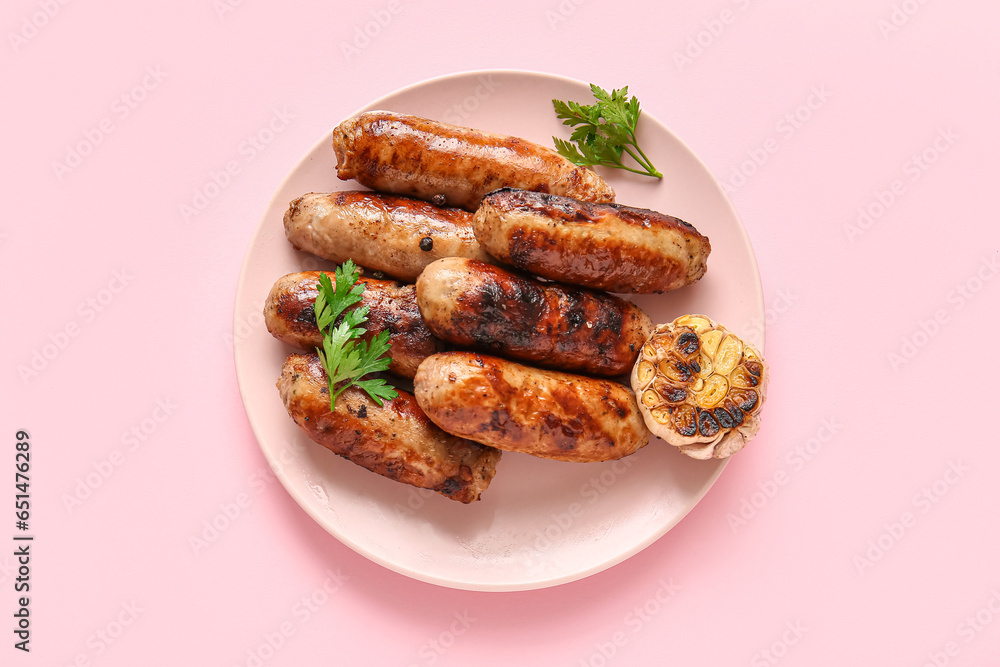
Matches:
[[630, 314, 768, 460]]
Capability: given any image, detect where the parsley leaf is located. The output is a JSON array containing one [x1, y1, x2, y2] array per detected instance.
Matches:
[[313, 260, 397, 408], [552, 84, 662, 178]]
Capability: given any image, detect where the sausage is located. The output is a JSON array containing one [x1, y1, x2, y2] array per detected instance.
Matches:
[[413, 352, 649, 463], [416, 258, 651, 377], [332, 111, 615, 211], [264, 272, 445, 379], [277, 353, 501, 503], [283, 191, 494, 282], [473, 188, 712, 294]]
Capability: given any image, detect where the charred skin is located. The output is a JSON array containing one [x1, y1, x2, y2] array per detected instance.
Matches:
[[414, 352, 649, 463], [278, 353, 501, 503], [473, 189, 712, 294], [416, 258, 651, 377], [332, 111, 615, 211], [283, 191, 493, 282], [264, 272, 446, 380], [631, 314, 768, 460]]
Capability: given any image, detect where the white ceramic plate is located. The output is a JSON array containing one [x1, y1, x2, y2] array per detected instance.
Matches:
[[234, 70, 764, 591]]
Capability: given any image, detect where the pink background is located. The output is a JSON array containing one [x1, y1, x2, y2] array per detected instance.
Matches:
[[3, 1, 999, 665]]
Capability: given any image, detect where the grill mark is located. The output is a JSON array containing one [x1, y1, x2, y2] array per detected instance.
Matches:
[[481, 189, 710, 293], [428, 260, 646, 376]]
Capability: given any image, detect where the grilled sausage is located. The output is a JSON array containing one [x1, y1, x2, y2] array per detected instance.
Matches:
[[414, 352, 649, 463], [264, 272, 445, 379], [416, 258, 651, 377], [332, 111, 615, 211], [283, 191, 493, 282], [473, 189, 712, 294], [278, 353, 501, 503]]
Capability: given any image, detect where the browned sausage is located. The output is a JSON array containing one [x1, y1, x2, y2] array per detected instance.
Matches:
[[415, 258, 651, 377], [284, 191, 494, 282], [332, 111, 615, 211], [278, 353, 501, 503], [473, 188, 712, 293], [264, 272, 445, 379], [413, 352, 649, 463]]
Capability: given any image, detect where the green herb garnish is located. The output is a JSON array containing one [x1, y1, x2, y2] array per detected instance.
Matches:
[[552, 84, 662, 178], [314, 260, 397, 408]]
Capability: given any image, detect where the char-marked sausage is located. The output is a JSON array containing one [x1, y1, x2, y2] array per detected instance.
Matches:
[[284, 191, 493, 282], [332, 111, 615, 211], [414, 352, 649, 463], [278, 353, 501, 503], [416, 258, 650, 377], [473, 188, 711, 294], [264, 272, 445, 379]]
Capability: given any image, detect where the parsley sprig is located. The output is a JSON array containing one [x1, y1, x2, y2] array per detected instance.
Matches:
[[313, 260, 397, 409], [552, 84, 662, 178]]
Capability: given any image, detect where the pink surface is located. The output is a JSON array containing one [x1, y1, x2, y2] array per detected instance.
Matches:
[[2, 1, 998, 665]]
